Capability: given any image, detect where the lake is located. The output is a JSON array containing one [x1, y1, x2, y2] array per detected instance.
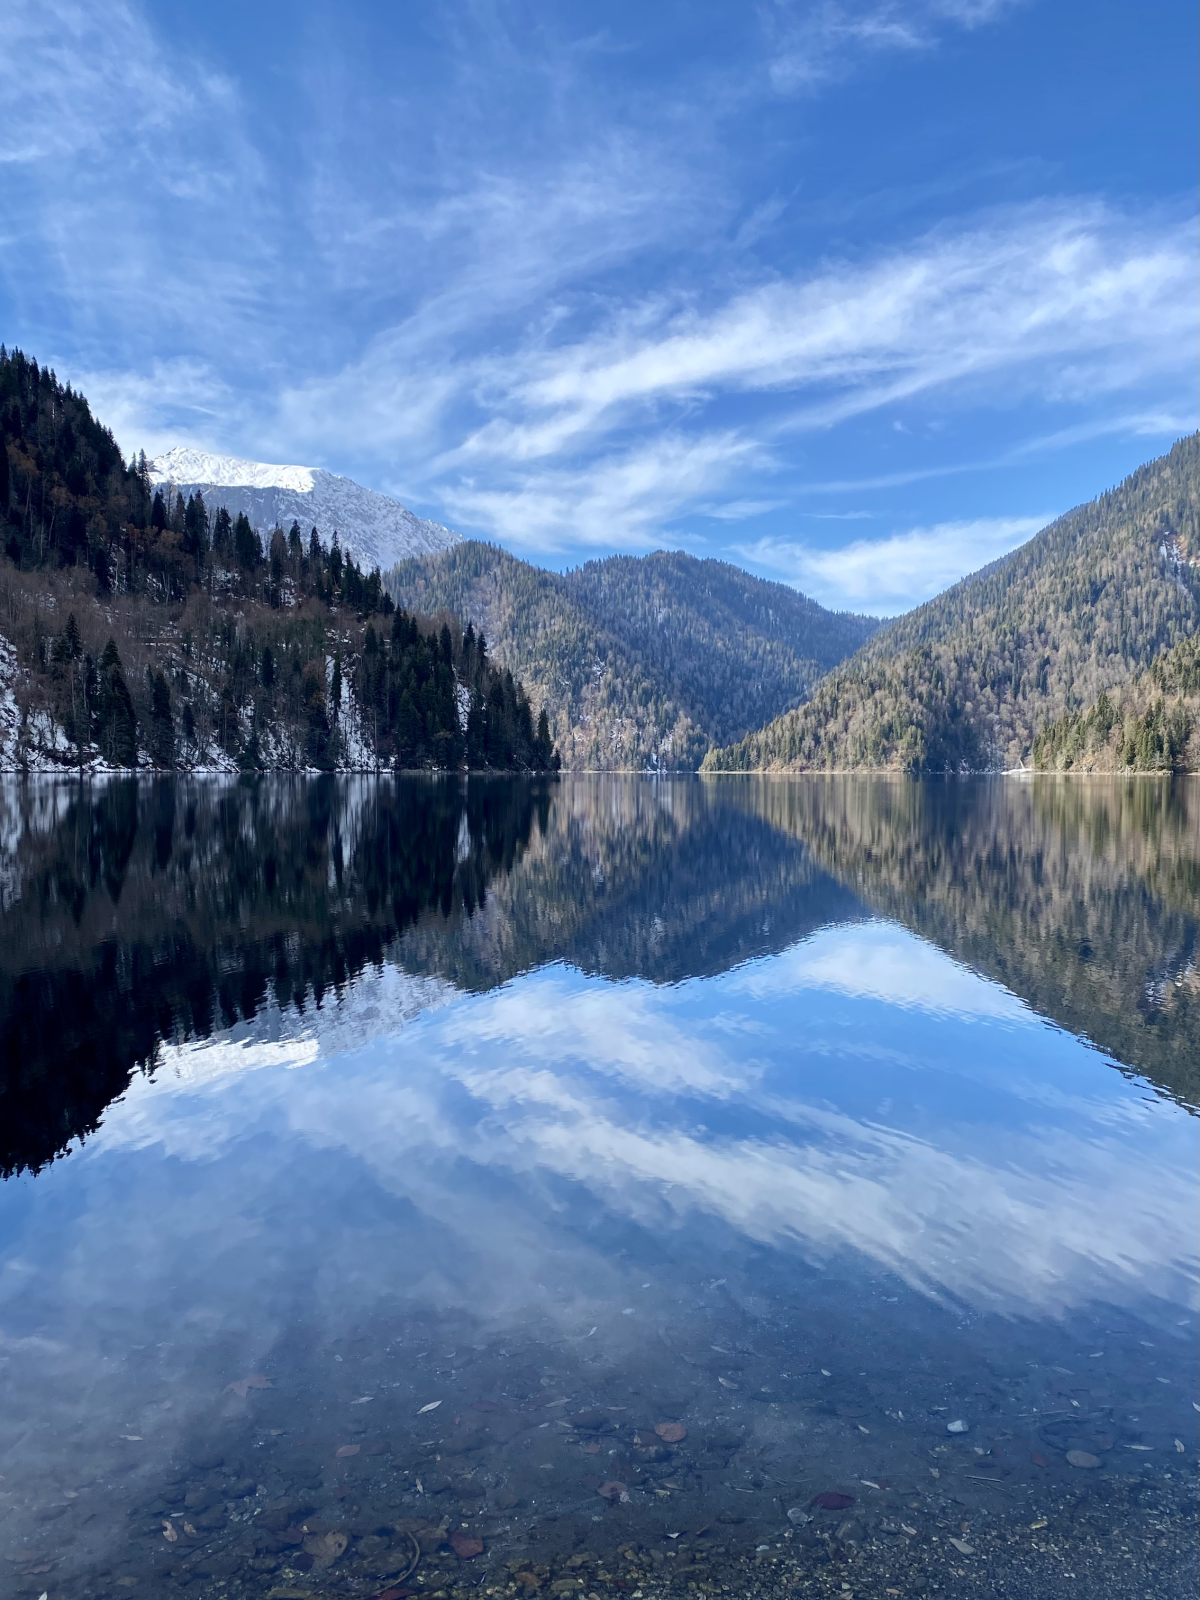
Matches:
[[0, 774, 1196, 1600]]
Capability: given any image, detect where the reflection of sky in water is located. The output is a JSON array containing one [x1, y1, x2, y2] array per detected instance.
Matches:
[[14, 918, 1188, 1357]]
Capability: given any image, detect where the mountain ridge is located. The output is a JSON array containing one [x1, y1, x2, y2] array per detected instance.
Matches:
[[149, 446, 462, 573], [385, 541, 879, 769], [703, 436, 1200, 774], [0, 350, 552, 773]]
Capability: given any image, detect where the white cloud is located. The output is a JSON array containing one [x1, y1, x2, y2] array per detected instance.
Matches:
[[470, 206, 1196, 460], [401, 202, 1196, 553], [729, 921, 1032, 1019], [700, 498, 790, 521], [739, 512, 1047, 612], [439, 430, 764, 553], [767, 0, 1019, 93]]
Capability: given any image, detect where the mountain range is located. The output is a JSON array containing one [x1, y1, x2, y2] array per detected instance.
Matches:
[[145, 447, 880, 769], [704, 436, 1200, 773], [2, 346, 1196, 774], [384, 542, 878, 769], [148, 446, 461, 573]]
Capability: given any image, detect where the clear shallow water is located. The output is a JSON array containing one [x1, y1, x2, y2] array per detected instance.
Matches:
[[0, 775, 1196, 1599]]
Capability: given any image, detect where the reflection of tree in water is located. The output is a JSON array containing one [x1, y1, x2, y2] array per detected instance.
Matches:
[[3, 771, 1194, 1176], [393, 775, 866, 991], [731, 775, 1199, 1108], [0, 777, 551, 1177]]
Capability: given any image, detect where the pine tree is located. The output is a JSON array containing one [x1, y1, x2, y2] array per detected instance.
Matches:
[[95, 639, 138, 767], [212, 507, 233, 560], [535, 707, 553, 769], [149, 670, 174, 768], [233, 512, 261, 570], [183, 492, 209, 563]]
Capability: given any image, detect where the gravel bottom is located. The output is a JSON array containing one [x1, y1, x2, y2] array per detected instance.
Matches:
[[19, 1471, 1194, 1600]]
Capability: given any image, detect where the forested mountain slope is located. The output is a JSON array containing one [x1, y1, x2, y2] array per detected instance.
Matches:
[[0, 348, 554, 772], [704, 437, 1200, 773], [386, 543, 877, 770], [1033, 634, 1198, 772]]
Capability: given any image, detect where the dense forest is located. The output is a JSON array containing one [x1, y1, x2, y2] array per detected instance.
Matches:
[[704, 437, 1200, 773], [0, 348, 556, 772], [386, 542, 877, 770], [1032, 633, 1198, 772]]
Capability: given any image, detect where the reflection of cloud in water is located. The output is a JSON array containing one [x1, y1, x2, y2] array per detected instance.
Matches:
[[731, 920, 1032, 1021], [94, 925, 1197, 1323]]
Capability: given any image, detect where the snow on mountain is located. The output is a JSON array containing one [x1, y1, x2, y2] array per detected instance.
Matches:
[[148, 447, 462, 573]]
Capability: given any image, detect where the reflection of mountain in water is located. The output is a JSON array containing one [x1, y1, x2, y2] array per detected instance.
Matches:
[[0, 778, 552, 1175], [0, 777, 863, 1176], [391, 777, 866, 989], [729, 775, 1199, 1107], [1, 771, 1194, 1175]]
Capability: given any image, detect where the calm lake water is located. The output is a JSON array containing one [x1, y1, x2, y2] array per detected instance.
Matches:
[[0, 775, 1196, 1600]]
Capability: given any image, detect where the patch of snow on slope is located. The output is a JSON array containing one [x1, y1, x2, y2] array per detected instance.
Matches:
[[148, 448, 316, 493], [0, 636, 20, 767], [148, 448, 463, 574]]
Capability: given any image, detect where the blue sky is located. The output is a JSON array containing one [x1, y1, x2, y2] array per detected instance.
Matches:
[[2, 0, 1196, 613]]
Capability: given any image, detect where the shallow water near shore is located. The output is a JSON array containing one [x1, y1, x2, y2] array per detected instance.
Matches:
[[0, 774, 1196, 1599]]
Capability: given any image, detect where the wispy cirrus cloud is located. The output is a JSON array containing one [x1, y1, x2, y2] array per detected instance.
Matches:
[[451, 204, 1196, 467], [766, 0, 1021, 92], [1, 0, 1195, 599], [401, 202, 1195, 562], [0, 0, 279, 380], [738, 513, 1048, 613], [440, 430, 765, 554]]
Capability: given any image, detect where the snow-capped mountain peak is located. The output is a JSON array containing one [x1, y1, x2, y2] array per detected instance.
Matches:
[[150, 447, 317, 494], [147, 448, 462, 573]]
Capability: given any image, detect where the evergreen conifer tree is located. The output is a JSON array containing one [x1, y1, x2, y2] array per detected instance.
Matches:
[[233, 512, 261, 570], [149, 671, 174, 768], [212, 507, 233, 560], [95, 639, 137, 767]]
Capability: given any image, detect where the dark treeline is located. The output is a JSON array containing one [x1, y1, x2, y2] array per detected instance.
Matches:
[[0, 348, 557, 773], [1, 344, 384, 608], [0, 776, 556, 1177], [359, 614, 557, 772]]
